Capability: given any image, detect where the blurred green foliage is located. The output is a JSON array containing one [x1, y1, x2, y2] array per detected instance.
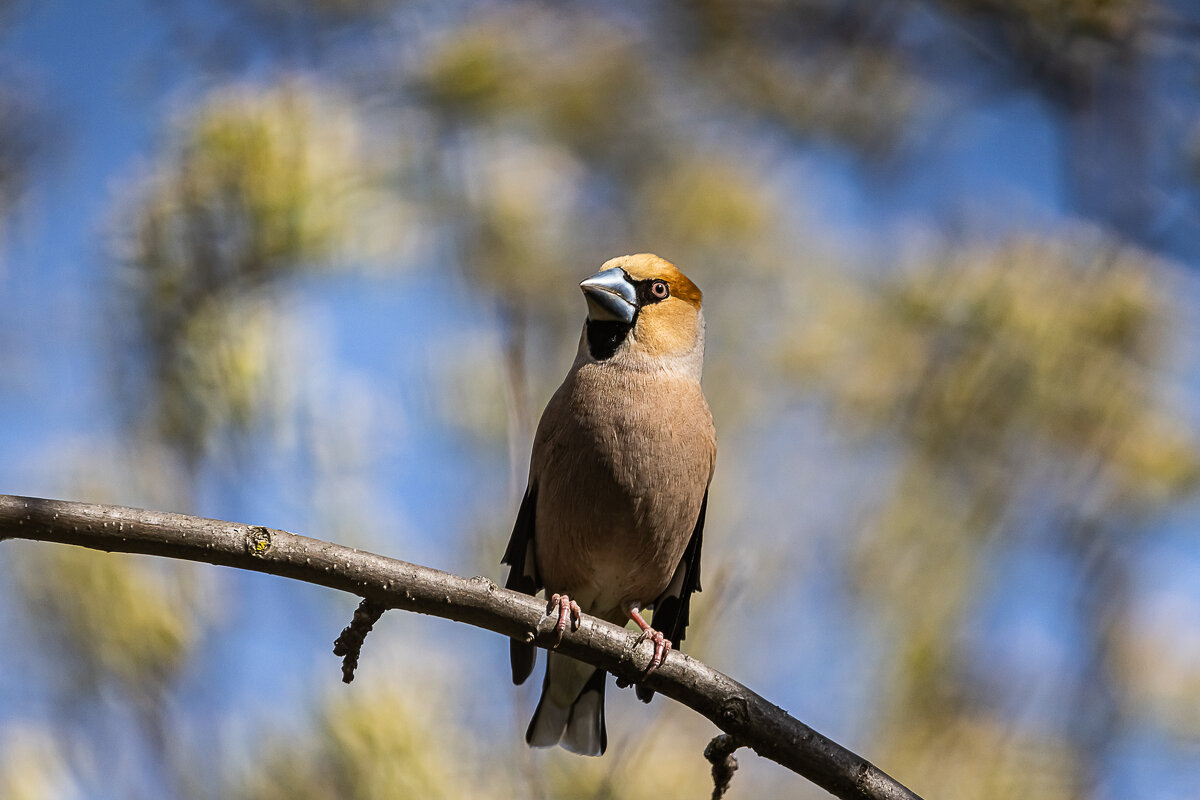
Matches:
[[794, 233, 1197, 503], [937, 0, 1142, 57], [13, 544, 212, 699], [222, 662, 719, 800], [0, 724, 80, 800], [786, 231, 1200, 796], [4, 0, 1200, 798], [118, 79, 381, 466], [232, 682, 493, 800]]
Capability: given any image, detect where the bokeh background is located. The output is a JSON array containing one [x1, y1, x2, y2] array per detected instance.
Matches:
[[3, 1, 1200, 798]]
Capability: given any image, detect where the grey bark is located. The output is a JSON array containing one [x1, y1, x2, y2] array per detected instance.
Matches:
[[0, 494, 922, 800]]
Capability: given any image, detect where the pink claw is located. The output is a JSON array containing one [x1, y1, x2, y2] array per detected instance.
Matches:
[[635, 627, 672, 672], [548, 593, 582, 646], [628, 606, 672, 673]]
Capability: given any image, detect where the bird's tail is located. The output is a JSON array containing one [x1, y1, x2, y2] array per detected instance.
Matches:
[[526, 651, 607, 756]]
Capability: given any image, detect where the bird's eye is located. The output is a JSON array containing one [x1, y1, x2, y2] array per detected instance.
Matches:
[[650, 280, 669, 299]]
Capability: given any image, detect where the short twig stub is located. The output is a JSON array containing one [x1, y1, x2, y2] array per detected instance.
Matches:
[[332, 597, 387, 683], [704, 733, 741, 800]]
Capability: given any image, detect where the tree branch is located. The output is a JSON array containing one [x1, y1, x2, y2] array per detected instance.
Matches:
[[0, 494, 922, 800]]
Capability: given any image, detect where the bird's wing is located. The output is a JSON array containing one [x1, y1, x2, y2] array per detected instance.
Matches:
[[636, 487, 708, 703], [502, 484, 541, 685]]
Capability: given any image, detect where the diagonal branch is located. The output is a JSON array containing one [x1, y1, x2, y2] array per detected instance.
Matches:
[[0, 494, 922, 800]]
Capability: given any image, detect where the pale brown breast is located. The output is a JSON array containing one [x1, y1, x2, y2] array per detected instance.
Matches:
[[529, 362, 716, 623]]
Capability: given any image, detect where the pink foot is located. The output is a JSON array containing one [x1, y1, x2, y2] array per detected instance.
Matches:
[[628, 606, 672, 673], [548, 593, 582, 646]]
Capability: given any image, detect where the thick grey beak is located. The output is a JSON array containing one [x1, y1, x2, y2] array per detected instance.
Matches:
[[580, 267, 637, 324]]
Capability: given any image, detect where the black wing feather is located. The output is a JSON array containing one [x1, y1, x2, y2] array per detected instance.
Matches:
[[637, 488, 707, 703], [502, 484, 541, 685]]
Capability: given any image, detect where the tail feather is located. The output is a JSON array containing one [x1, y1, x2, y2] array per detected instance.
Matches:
[[562, 668, 607, 755], [525, 652, 607, 756]]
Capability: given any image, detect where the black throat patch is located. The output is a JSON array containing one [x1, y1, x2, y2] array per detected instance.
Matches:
[[585, 320, 633, 361]]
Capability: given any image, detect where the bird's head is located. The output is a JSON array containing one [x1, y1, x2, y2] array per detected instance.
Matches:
[[577, 254, 705, 375]]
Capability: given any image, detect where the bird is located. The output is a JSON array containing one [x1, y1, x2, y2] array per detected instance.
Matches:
[[501, 253, 716, 756]]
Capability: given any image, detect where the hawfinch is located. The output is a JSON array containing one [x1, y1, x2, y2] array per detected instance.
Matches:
[[502, 253, 716, 756]]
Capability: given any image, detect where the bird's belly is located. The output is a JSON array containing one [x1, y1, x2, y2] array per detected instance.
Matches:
[[536, 521, 682, 622], [533, 450, 704, 620], [529, 366, 713, 620]]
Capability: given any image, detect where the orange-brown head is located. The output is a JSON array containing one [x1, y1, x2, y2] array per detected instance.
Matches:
[[578, 254, 705, 375]]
